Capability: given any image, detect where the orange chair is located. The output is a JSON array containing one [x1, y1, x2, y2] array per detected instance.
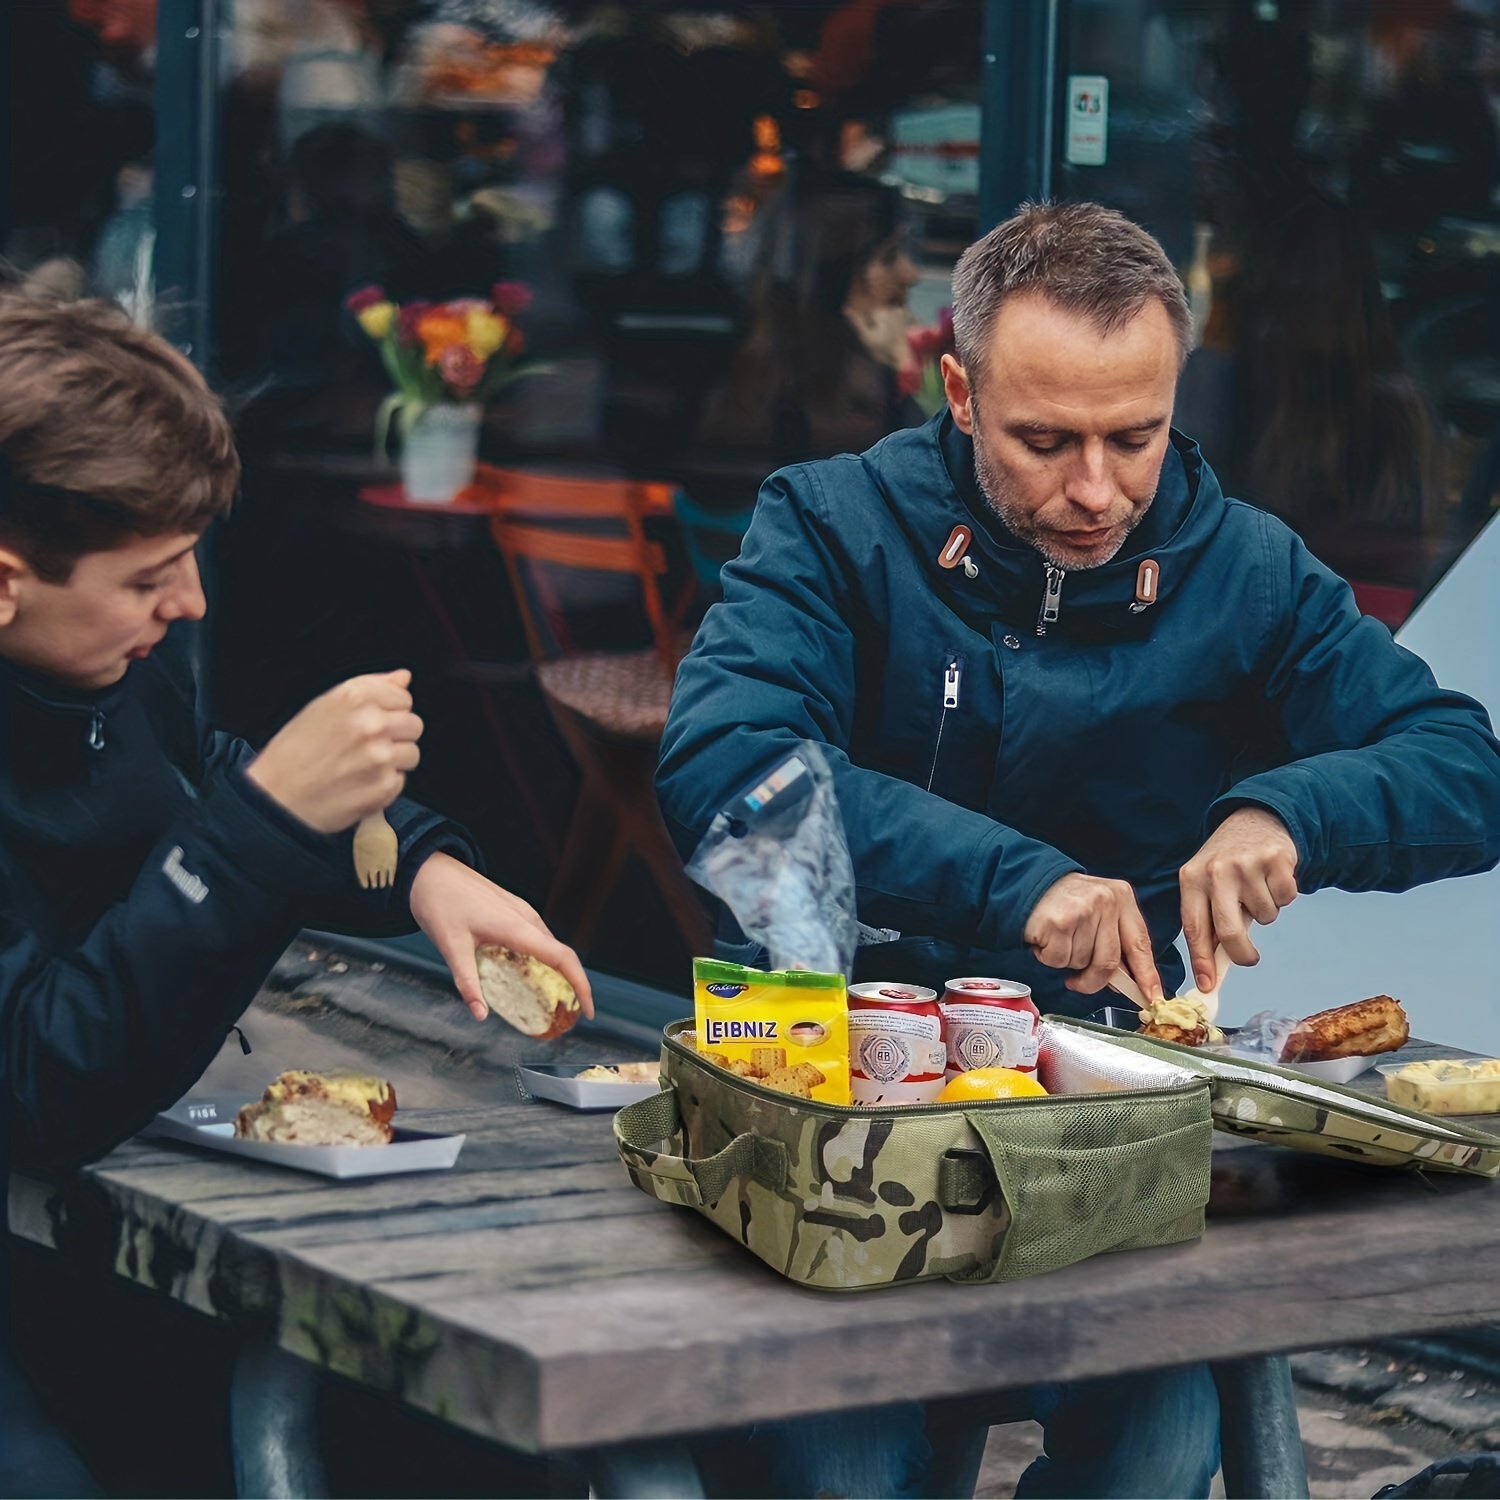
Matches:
[[477, 465, 714, 957]]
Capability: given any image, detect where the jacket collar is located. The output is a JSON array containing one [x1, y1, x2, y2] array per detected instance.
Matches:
[[861, 413, 1223, 634]]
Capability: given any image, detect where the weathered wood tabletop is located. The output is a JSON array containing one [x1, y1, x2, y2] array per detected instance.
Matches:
[[10, 990, 1500, 1457]]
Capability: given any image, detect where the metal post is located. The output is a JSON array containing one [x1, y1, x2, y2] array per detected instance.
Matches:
[[229, 1331, 328, 1499], [978, 0, 1062, 232], [1212, 1355, 1310, 1500], [153, 0, 221, 373], [583, 1441, 706, 1499]]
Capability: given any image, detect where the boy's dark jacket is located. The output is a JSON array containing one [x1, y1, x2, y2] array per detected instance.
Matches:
[[0, 633, 475, 1324], [658, 417, 1500, 1004]]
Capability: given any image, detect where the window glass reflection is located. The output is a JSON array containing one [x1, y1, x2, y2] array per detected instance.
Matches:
[[1060, 1, 1500, 625]]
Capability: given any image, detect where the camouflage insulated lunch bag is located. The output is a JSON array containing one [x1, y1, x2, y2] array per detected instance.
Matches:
[[613, 1019, 1216, 1291]]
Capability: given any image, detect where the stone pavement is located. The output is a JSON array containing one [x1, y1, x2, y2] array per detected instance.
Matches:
[[204, 939, 1500, 1500], [974, 1352, 1500, 1498]]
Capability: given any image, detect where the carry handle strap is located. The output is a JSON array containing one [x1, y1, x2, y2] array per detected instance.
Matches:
[[937, 1148, 999, 1215], [614, 1087, 788, 1208]]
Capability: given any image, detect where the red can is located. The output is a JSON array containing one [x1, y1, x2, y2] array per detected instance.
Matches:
[[847, 983, 948, 1105], [939, 977, 1040, 1076]]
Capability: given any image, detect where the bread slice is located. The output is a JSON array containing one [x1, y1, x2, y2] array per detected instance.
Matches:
[[476, 944, 581, 1039], [1281, 996, 1409, 1062], [234, 1070, 396, 1146]]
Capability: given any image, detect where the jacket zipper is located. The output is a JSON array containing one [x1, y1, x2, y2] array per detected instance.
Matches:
[[86, 710, 105, 751], [925, 655, 962, 792], [1036, 564, 1066, 636]]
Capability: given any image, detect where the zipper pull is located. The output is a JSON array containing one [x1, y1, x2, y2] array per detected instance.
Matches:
[[86, 710, 105, 751], [1036, 565, 1066, 635], [943, 657, 962, 709]]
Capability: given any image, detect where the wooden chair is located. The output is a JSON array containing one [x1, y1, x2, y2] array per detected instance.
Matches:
[[476, 465, 713, 958]]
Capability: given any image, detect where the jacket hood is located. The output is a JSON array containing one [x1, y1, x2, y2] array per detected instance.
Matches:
[[859, 413, 1227, 637]]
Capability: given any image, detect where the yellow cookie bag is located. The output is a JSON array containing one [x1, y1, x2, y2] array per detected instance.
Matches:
[[692, 959, 850, 1105]]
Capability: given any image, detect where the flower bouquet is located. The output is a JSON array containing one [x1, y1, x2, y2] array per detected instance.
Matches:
[[346, 281, 536, 500], [898, 307, 955, 418]]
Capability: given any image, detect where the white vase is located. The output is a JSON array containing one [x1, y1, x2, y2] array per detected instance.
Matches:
[[400, 403, 482, 504]]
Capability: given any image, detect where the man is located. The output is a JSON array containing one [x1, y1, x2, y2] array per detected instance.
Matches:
[[0, 293, 590, 1497], [657, 202, 1500, 1496]]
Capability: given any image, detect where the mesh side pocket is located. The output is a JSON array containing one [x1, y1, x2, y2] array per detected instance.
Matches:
[[965, 1091, 1213, 1282]]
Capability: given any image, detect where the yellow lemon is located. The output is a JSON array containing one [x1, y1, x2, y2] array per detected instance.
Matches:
[[936, 1067, 1048, 1102]]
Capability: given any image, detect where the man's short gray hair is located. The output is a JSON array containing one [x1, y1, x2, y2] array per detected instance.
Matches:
[[951, 201, 1192, 386]]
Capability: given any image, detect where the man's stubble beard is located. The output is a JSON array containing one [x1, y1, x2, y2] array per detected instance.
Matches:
[[969, 407, 1150, 571]]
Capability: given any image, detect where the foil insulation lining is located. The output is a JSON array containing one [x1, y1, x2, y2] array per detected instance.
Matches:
[[1038, 1022, 1200, 1096]]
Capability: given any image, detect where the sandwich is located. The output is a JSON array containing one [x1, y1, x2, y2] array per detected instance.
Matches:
[[476, 944, 581, 1039], [576, 1062, 659, 1084], [234, 1070, 396, 1146], [1137, 995, 1223, 1048], [1280, 996, 1409, 1063]]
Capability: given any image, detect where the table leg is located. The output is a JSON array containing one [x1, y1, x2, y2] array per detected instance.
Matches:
[[229, 1331, 328, 1499], [1212, 1356, 1309, 1500], [583, 1441, 706, 1498]]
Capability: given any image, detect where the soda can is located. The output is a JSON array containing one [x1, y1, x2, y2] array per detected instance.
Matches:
[[847, 983, 947, 1105], [940, 977, 1040, 1076]]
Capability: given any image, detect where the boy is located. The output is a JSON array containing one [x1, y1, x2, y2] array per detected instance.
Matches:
[[0, 293, 590, 1495]]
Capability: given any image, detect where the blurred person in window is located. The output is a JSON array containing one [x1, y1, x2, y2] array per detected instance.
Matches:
[[225, 122, 429, 441], [1232, 193, 1443, 593], [698, 170, 922, 468], [1354, 5, 1499, 238], [67, 0, 155, 57], [5, 0, 150, 294]]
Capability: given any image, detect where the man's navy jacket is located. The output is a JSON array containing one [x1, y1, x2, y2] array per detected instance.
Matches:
[[658, 416, 1500, 1006]]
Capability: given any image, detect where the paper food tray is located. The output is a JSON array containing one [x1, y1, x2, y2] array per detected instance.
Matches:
[[1278, 1054, 1378, 1084], [515, 1062, 662, 1111], [148, 1096, 465, 1178]]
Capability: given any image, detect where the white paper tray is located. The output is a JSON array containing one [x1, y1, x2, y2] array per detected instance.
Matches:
[[515, 1063, 662, 1111], [147, 1096, 465, 1178], [1277, 1054, 1379, 1084]]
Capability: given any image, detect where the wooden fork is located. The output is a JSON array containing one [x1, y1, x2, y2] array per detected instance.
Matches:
[[352, 811, 399, 889]]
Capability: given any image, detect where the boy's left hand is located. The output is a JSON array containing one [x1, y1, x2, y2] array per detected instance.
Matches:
[[408, 853, 594, 1022]]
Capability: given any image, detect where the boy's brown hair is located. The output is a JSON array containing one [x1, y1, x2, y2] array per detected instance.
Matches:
[[0, 295, 239, 581]]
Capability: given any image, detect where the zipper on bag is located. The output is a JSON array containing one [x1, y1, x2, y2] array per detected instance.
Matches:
[[1036, 565, 1065, 636], [663, 1028, 1200, 1116], [926, 654, 963, 792]]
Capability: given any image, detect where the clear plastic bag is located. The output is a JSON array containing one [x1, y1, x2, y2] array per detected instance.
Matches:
[[1226, 1009, 1300, 1062], [686, 743, 858, 976]]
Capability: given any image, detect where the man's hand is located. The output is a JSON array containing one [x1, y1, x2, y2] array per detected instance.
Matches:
[[409, 852, 594, 1023], [1022, 872, 1164, 1001], [1179, 806, 1299, 990], [245, 670, 422, 833]]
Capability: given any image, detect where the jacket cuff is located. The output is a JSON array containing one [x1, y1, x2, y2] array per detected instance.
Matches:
[[397, 828, 483, 905], [974, 828, 1085, 951], [198, 766, 349, 890], [1207, 782, 1315, 879]]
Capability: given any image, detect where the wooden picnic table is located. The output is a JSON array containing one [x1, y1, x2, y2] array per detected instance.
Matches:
[[10, 950, 1500, 1498]]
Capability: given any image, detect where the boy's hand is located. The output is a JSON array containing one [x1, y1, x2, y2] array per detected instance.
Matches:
[[245, 670, 422, 833], [408, 853, 594, 1022]]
